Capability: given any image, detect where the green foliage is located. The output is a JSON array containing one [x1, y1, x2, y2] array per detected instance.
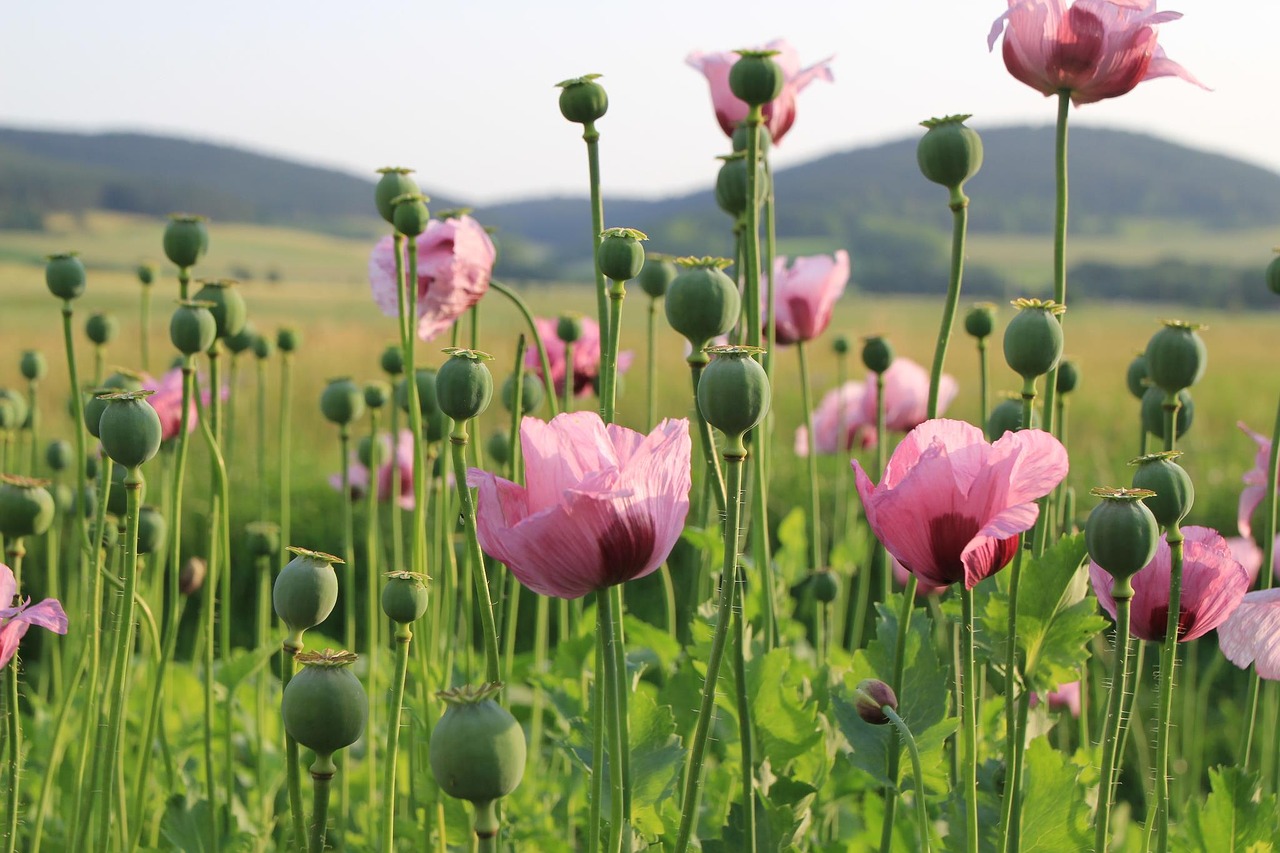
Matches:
[[1018, 739, 1093, 852], [1179, 767, 1279, 852]]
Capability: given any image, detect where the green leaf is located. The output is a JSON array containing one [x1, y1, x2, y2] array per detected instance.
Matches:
[[1180, 766, 1278, 852], [715, 775, 818, 852], [748, 648, 824, 773], [628, 691, 685, 838], [773, 507, 809, 587], [1018, 738, 1091, 852], [213, 642, 279, 693]]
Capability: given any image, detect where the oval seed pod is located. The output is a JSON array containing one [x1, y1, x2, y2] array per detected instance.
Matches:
[[106, 461, 137, 518], [917, 115, 984, 194], [20, 350, 47, 382], [45, 252, 87, 301], [281, 650, 368, 759], [364, 381, 390, 411], [396, 369, 448, 441], [811, 570, 840, 604], [486, 431, 511, 467], [180, 555, 207, 595], [1145, 321, 1206, 395], [697, 346, 771, 441], [1056, 359, 1080, 395], [985, 394, 1040, 441], [136, 504, 168, 556], [1129, 451, 1194, 528], [382, 571, 430, 624], [85, 312, 118, 345], [429, 682, 527, 805], [731, 122, 773, 155], [728, 50, 784, 106], [192, 279, 248, 341], [224, 321, 258, 356], [832, 335, 851, 356], [637, 254, 677, 299], [380, 344, 404, 376], [273, 546, 342, 645], [597, 227, 646, 282], [1003, 299, 1065, 381], [1126, 354, 1150, 400], [1141, 387, 1194, 441], [100, 514, 119, 550], [375, 167, 420, 224], [1085, 488, 1161, 583], [556, 315, 583, 345], [163, 214, 209, 269], [861, 336, 894, 375], [500, 372, 543, 415], [137, 263, 156, 286], [392, 192, 431, 238], [246, 521, 281, 558], [104, 369, 146, 393], [356, 435, 376, 468], [0, 475, 56, 539], [98, 391, 163, 470], [964, 303, 997, 340], [437, 349, 494, 423], [252, 334, 275, 360], [83, 389, 114, 439], [665, 258, 741, 355], [170, 300, 218, 356], [556, 74, 608, 124], [277, 327, 302, 353], [715, 154, 751, 218], [0, 389, 28, 433], [45, 439, 73, 472], [320, 377, 366, 426]]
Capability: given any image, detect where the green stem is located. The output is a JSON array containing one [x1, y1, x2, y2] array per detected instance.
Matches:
[[364, 410, 382, 815], [584, 122, 609, 349], [880, 574, 919, 852], [340, 425, 356, 653], [609, 583, 631, 825], [1154, 525, 1184, 853], [1241, 394, 1280, 765], [309, 759, 335, 853], [884, 706, 931, 853], [588, 628, 605, 853], [732, 566, 756, 853], [257, 356, 269, 518], [405, 238, 427, 585], [283, 641, 306, 848], [875, 371, 889, 606], [1040, 92, 1070, 439], [489, 280, 559, 416], [646, 298, 657, 431], [26, 382, 39, 479], [1095, 590, 1133, 853], [927, 195, 969, 420], [763, 159, 777, 381], [450, 424, 501, 684], [563, 341, 575, 414], [140, 283, 152, 372], [474, 800, 500, 853], [4, 550, 24, 853], [797, 341, 822, 573], [599, 590, 627, 853], [603, 279, 626, 423], [381, 622, 413, 853], [959, 587, 979, 853], [977, 339, 989, 431], [29, 621, 91, 853], [688, 360, 726, 516]]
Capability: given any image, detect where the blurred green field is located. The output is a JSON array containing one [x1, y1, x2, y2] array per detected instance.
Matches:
[[0, 211, 1274, 565]]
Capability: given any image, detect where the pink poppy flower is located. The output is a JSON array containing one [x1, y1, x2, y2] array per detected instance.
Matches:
[[892, 556, 948, 598], [1, 563, 69, 669], [794, 381, 875, 456], [766, 251, 850, 346], [861, 357, 958, 434], [468, 412, 691, 600], [1030, 681, 1082, 717], [524, 316, 633, 399], [1236, 422, 1275, 539], [144, 368, 197, 442], [1226, 536, 1280, 589], [369, 214, 496, 341], [1090, 526, 1249, 643], [853, 419, 1069, 590], [1218, 588, 1280, 680], [988, 0, 1205, 106], [686, 38, 834, 145], [328, 429, 416, 510]]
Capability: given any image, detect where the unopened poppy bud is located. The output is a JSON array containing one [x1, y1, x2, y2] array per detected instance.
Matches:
[[224, 322, 257, 355], [429, 682, 527, 807], [19, 350, 46, 382], [861, 336, 894, 375], [1003, 299, 1064, 381], [1085, 488, 1160, 587], [320, 377, 365, 426], [99, 391, 163, 469], [486, 431, 512, 466], [192, 280, 248, 341], [356, 435, 376, 468], [500, 372, 543, 415], [985, 394, 1039, 441], [556, 314, 584, 344], [556, 74, 608, 125], [666, 258, 741, 357], [382, 571, 430, 624], [137, 263, 156, 286], [273, 546, 342, 646], [136, 505, 167, 555], [1141, 387, 1193, 442], [1055, 359, 1080, 395], [853, 678, 898, 726], [832, 335, 851, 356], [0, 475, 56, 539], [363, 381, 390, 410], [85, 312, 118, 345], [1129, 451, 1194, 527], [729, 50, 784, 107], [392, 192, 431, 238], [437, 349, 494, 423], [246, 521, 281, 558], [170, 300, 218, 356], [731, 122, 773, 155], [252, 334, 275, 360], [964, 302, 997, 339], [1267, 252, 1280, 296], [1145, 320, 1206, 395], [375, 167, 419, 225], [163, 214, 209, 269], [282, 650, 367, 762], [45, 252, 86, 301], [811, 570, 840, 604], [597, 227, 647, 282], [179, 555, 207, 595], [45, 439, 72, 472], [380, 344, 404, 376], [637, 254, 677, 299], [698, 346, 771, 444], [277, 327, 302, 353], [0, 390, 28, 433], [917, 115, 984, 198]]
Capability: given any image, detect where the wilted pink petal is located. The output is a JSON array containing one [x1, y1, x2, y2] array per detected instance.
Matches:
[[795, 381, 875, 456], [766, 251, 849, 346], [0, 563, 69, 669], [861, 357, 958, 434], [468, 413, 691, 600], [1237, 422, 1275, 539], [1218, 588, 1280, 680]]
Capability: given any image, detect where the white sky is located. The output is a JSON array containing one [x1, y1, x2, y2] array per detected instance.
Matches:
[[3, 1, 1275, 204]]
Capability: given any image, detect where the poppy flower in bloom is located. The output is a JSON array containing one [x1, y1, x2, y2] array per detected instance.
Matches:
[[369, 214, 496, 341], [1236, 422, 1275, 539], [988, 0, 1205, 106], [1089, 526, 1249, 642], [1218, 588, 1280, 680], [794, 381, 874, 456], [861, 357, 958, 434], [328, 429, 415, 510], [144, 368, 197, 442], [524, 316, 633, 399], [766, 251, 850, 345], [892, 555, 948, 599], [686, 38, 834, 145], [1226, 536, 1280, 589], [1, 563, 68, 668], [468, 412, 691, 600], [853, 419, 1069, 590]]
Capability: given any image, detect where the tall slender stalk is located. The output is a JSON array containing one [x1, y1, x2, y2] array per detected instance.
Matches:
[[489, 281, 559, 417], [381, 621, 414, 853], [3, 546, 25, 853], [645, 298, 658, 430], [283, 641, 306, 847], [364, 408, 382, 815], [583, 121, 609, 348], [279, 347, 294, 555], [797, 342, 822, 574], [959, 588, 979, 853], [1095, 586, 1133, 853], [977, 337, 989, 430], [599, 590, 627, 853], [309, 757, 335, 853], [884, 706, 931, 853], [732, 566, 757, 851], [450, 422, 501, 684], [1153, 522, 1184, 853], [1241, 394, 1280, 765], [1040, 92, 1071, 438]]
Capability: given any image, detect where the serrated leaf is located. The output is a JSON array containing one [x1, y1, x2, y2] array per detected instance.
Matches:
[[717, 775, 818, 852], [748, 649, 824, 771], [1180, 766, 1278, 852], [1018, 738, 1091, 852], [628, 691, 685, 838]]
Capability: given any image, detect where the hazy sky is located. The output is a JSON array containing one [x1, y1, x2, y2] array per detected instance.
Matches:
[[4, 1, 1276, 204]]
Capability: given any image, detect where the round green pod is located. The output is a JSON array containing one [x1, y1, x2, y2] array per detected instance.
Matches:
[[98, 393, 163, 469], [597, 228, 646, 282], [273, 547, 341, 642], [437, 351, 493, 422], [0, 475, 56, 539], [731, 123, 773, 155], [697, 348, 771, 440], [810, 570, 840, 604], [392, 192, 430, 237], [1141, 387, 1194, 442], [83, 389, 114, 439], [224, 321, 258, 355], [85, 312, 118, 345], [1126, 354, 1150, 400], [136, 504, 168, 555], [728, 51, 784, 106], [364, 381, 390, 411], [917, 115, 984, 193], [163, 215, 209, 269], [276, 327, 301, 353], [191, 280, 248, 341], [429, 683, 527, 804], [1145, 321, 1206, 395], [0, 389, 28, 433], [375, 167, 420, 225], [320, 377, 366, 426], [45, 253, 86, 301], [281, 651, 368, 759], [246, 521, 281, 558], [1003, 299, 1064, 381], [861, 337, 894, 374], [1055, 359, 1080, 395], [985, 395, 1040, 441], [556, 315, 583, 344], [486, 431, 511, 467], [45, 439, 73, 472], [170, 300, 218, 356], [137, 263, 156, 286], [252, 334, 275, 360], [637, 254, 677, 299], [665, 260, 741, 355], [20, 350, 47, 382], [500, 372, 543, 415], [1085, 489, 1161, 583], [382, 571, 430, 624], [1267, 254, 1280, 296], [964, 303, 996, 339], [1129, 451, 1194, 528], [380, 344, 404, 376], [557, 75, 608, 124]]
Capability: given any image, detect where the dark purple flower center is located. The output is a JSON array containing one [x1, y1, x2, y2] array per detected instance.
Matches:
[[597, 511, 657, 589]]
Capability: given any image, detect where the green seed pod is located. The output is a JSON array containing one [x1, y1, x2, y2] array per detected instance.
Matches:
[[392, 192, 431, 238], [45, 252, 86, 301], [192, 280, 248, 341], [320, 377, 365, 427], [382, 571, 430, 624], [170, 300, 218, 356], [83, 388, 114, 438], [79, 485, 97, 521], [246, 521, 281, 558], [500, 372, 543, 415], [731, 122, 773, 155], [277, 327, 301, 353], [1085, 488, 1161, 584], [104, 369, 145, 393], [666, 258, 741, 356], [486, 431, 511, 467], [437, 349, 494, 422], [1126, 354, 1149, 400], [917, 115, 984, 195], [273, 546, 342, 645], [728, 50, 784, 106], [556, 74, 608, 125], [45, 439, 73, 472], [356, 435, 376, 469], [861, 336, 894, 375], [100, 514, 119, 550], [396, 369, 447, 442], [85, 312, 118, 345], [84, 453, 99, 482], [985, 394, 1040, 441], [163, 214, 209, 269], [964, 302, 997, 339], [137, 263, 156, 286], [811, 570, 840, 604], [1145, 320, 1206, 395], [98, 391, 163, 469], [136, 504, 167, 556], [253, 334, 275, 360], [20, 350, 47, 382], [224, 321, 257, 355], [597, 227, 647, 282], [180, 556, 207, 596], [429, 682, 527, 804], [281, 650, 368, 760], [1141, 387, 1194, 441], [853, 678, 899, 726], [1129, 451, 1194, 528], [106, 461, 137, 517], [375, 167, 420, 224], [556, 314, 584, 344], [714, 153, 769, 219], [363, 381, 389, 411], [832, 335, 851, 356], [0, 475, 56, 539], [1003, 299, 1065, 381], [1267, 253, 1280, 296], [697, 346, 771, 442], [0, 389, 28, 433], [380, 344, 404, 376], [1055, 359, 1080, 395], [637, 253, 677, 299]]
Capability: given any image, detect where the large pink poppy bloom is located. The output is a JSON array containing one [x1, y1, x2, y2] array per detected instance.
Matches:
[[766, 251, 850, 346], [1236, 422, 1275, 539], [1226, 536, 1280, 589], [861, 357, 958, 434], [524, 316, 633, 399], [369, 214, 496, 341], [794, 381, 874, 456], [1218, 588, 1280, 680], [685, 38, 834, 145], [988, 0, 1205, 106], [852, 419, 1068, 590], [1, 563, 69, 669], [892, 555, 948, 599], [328, 429, 415, 510], [468, 412, 691, 600], [1090, 526, 1249, 643]]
